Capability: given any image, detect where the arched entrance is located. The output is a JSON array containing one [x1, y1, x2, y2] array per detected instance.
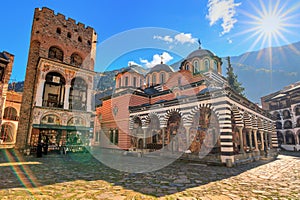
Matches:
[[166, 111, 183, 152], [285, 131, 295, 145], [131, 117, 143, 149], [277, 131, 284, 147], [189, 106, 220, 154]]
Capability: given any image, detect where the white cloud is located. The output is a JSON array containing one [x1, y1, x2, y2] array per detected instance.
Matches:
[[140, 52, 174, 68], [174, 33, 197, 44], [153, 35, 173, 43], [206, 0, 241, 35], [153, 33, 197, 45], [227, 38, 233, 44]]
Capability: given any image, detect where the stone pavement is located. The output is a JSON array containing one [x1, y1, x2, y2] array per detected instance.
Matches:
[[0, 149, 299, 199]]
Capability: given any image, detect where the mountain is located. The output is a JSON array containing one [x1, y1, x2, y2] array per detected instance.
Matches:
[[225, 41, 300, 103]]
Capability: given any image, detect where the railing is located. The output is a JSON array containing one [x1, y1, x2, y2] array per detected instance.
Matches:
[[42, 100, 64, 108]]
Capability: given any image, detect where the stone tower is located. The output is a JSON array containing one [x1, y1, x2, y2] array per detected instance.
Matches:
[[16, 7, 97, 150]]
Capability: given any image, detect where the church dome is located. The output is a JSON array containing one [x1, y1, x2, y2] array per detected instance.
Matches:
[[147, 64, 174, 74], [186, 49, 215, 60]]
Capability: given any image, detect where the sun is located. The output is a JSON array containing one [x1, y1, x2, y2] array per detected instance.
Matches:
[[238, 0, 299, 51], [258, 13, 282, 36]]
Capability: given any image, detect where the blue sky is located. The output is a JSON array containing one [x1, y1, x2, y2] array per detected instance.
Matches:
[[1, 0, 300, 81]]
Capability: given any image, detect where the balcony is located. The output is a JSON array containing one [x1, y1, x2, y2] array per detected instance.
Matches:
[[42, 100, 64, 109]]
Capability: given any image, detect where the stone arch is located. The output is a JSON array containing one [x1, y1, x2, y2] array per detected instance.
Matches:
[[129, 115, 144, 130], [70, 52, 83, 67], [285, 130, 295, 145], [67, 116, 86, 126], [273, 111, 281, 120], [187, 103, 220, 154], [277, 131, 284, 146], [284, 120, 292, 129], [186, 103, 219, 125], [294, 104, 300, 116], [40, 113, 61, 125], [296, 117, 300, 127], [144, 112, 161, 128], [163, 108, 184, 126], [231, 105, 243, 126], [282, 109, 291, 119], [48, 46, 64, 61], [243, 112, 252, 129], [276, 121, 282, 129]]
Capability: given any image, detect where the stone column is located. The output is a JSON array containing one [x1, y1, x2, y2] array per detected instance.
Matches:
[[264, 132, 269, 149], [283, 133, 286, 145], [142, 127, 147, 148], [237, 126, 244, 153], [86, 88, 92, 112], [260, 131, 265, 151], [161, 127, 165, 149], [36, 79, 46, 107], [253, 129, 259, 151], [63, 84, 71, 110], [296, 134, 300, 145], [248, 129, 253, 151]]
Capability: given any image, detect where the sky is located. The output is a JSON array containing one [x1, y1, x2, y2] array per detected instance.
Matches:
[[1, 0, 300, 82]]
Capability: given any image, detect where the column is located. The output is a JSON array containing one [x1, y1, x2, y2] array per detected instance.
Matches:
[[283, 133, 286, 145], [237, 126, 244, 153], [260, 131, 265, 151], [296, 134, 300, 145], [264, 132, 269, 149], [86, 88, 92, 112], [63, 84, 71, 110], [248, 129, 253, 151], [253, 129, 259, 151], [142, 127, 147, 149], [36, 79, 46, 106], [161, 127, 165, 149], [185, 126, 191, 151]]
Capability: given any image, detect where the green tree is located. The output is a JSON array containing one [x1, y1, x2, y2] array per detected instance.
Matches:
[[226, 56, 245, 96]]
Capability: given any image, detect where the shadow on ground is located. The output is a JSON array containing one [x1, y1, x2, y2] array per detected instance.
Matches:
[[0, 148, 281, 197]]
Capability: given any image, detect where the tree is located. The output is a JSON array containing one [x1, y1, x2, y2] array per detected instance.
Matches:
[[226, 56, 245, 96]]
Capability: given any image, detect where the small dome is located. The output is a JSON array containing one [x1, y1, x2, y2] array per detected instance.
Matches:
[[186, 49, 215, 60], [148, 64, 174, 74]]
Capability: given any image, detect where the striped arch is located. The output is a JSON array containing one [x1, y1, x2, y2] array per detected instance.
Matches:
[[251, 114, 258, 130], [231, 105, 243, 126], [144, 112, 161, 128], [263, 119, 268, 132], [39, 111, 61, 124], [186, 103, 219, 126], [243, 111, 252, 129], [257, 118, 263, 132], [162, 108, 184, 127], [129, 115, 144, 130]]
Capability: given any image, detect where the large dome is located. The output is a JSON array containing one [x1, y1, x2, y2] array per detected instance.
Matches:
[[148, 64, 174, 74], [186, 49, 215, 59]]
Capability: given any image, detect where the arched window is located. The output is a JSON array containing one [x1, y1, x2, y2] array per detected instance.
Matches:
[[0, 123, 14, 143], [118, 78, 121, 88], [213, 60, 218, 71], [67, 32, 72, 38], [125, 76, 129, 87], [296, 118, 300, 127], [283, 110, 291, 119], [295, 106, 300, 116], [48, 46, 64, 61], [160, 72, 165, 84], [152, 73, 157, 85], [78, 36, 82, 42], [70, 53, 83, 67], [186, 64, 190, 71], [69, 77, 87, 111], [204, 59, 210, 71], [43, 72, 66, 108], [284, 120, 292, 129], [147, 76, 150, 86], [273, 112, 281, 120], [193, 60, 200, 74], [109, 129, 118, 145], [285, 131, 295, 145], [133, 77, 137, 87], [56, 27, 61, 34], [276, 121, 282, 129], [3, 107, 18, 121]]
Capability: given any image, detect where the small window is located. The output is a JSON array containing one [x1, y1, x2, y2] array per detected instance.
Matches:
[[160, 72, 165, 84], [48, 46, 64, 61], [87, 40, 91, 45], [67, 32, 72, 38], [56, 28, 61, 34], [0, 67, 4, 81], [133, 77, 137, 87], [213, 60, 218, 71], [152, 74, 157, 85], [78, 36, 82, 42], [193, 60, 199, 73], [125, 77, 129, 87], [186, 64, 189, 71], [204, 59, 210, 71], [118, 78, 121, 88]]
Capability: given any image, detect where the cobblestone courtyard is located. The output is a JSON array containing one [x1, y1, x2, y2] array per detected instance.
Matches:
[[0, 149, 299, 199]]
